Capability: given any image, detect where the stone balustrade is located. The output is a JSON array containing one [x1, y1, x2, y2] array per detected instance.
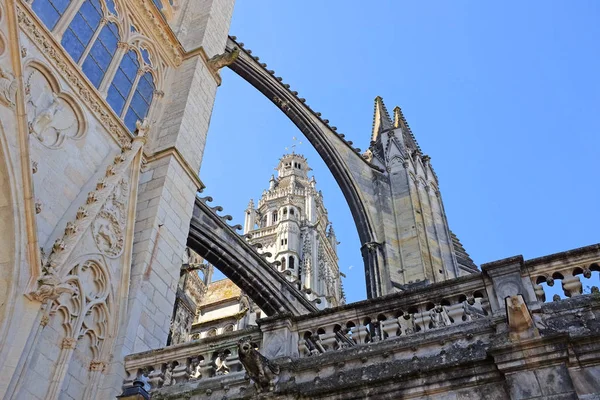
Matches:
[[522, 244, 600, 302], [123, 244, 600, 399], [246, 225, 277, 239], [295, 276, 492, 357], [123, 327, 262, 391]]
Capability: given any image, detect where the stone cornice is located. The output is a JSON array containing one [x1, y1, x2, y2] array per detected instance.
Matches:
[[17, 3, 132, 148], [127, 0, 184, 67], [144, 146, 205, 190]]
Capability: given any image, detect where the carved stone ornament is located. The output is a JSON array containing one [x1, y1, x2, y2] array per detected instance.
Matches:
[[17, 6, 130, 146], [24, 66, 86, 148], [238, 338, 280, 392], [0, 66, 17, 108], [208, 47, 240, 73], [31, 267, 78, 303], [92, 178, 128, 258]]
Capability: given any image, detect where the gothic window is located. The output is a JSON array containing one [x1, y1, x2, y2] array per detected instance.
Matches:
[[32, 0, 70, 30], [81, 22, 119, 87], [206, 328, 217, 337], [272, 211, 278, 223], [281, 257, 286, 270], [223, 324, 235, 332], [289, 257, 295, 270], [32, 0, 159, 133], [283, 208, 288, 216]]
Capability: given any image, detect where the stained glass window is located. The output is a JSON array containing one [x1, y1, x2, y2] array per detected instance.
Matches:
[[152, 0, 162, 11], [124, 71, 154, 132], [32, 0, 71, 31], [81, 22, 119, 87], [61, 0, 102, 63]]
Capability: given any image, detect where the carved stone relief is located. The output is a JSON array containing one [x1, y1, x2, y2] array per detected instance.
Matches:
[[92, 178, 128, 258], [24, 65, 86, 148], [0, 66, 16, 108]]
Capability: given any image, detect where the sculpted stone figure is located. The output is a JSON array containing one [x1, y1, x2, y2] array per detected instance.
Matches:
[[238, 339, 280, 392]]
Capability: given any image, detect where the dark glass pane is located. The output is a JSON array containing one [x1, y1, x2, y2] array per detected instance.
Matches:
[[120, 52, 139, 79], [140, 48, 151, 65], [32, 1, 61, 30], [61, 30, 85, 62], [98, 23, 119, 52], [124, 108, 140, 132], [107, 85, 126, 115], [105, 0, 117, 14], [70, 14, 94, 44], [82, 57, 104, 87], [111, 70, 132, 96], [152, 0, 162, 10], [136, 75, 154, 101], [79, 1, 101, 27], [53, 0, 70, 11], [129, 92, 149, 116], [89, 41, 111, 70]]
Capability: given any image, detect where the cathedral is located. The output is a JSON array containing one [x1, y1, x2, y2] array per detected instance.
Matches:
[[0, 0, 598, 399]]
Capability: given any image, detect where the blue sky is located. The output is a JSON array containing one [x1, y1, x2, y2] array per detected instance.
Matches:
[[200, 1, 600, 303]]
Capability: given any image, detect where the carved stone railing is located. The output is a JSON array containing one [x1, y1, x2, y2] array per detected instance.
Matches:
[[123, 327, 262, 391], [522, 244, 600, 302], [291, 274, 493, 357], [247, 226, 277, 239]]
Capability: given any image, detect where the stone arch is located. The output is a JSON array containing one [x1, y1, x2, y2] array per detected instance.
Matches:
[[224, 37, 379, 248]]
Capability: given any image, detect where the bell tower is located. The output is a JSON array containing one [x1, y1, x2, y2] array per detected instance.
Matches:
[[244, 153, 345, 308]]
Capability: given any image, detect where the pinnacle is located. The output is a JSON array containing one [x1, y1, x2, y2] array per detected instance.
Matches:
[[393, 105, 422, 153], [371, 96, 393, 143]]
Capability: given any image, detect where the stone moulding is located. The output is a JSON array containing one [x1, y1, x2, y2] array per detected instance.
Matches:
[[129, 0, 184, 67], [16, 4, 132, 149]]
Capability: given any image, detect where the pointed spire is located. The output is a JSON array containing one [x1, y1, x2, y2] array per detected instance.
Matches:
[[247, 199, 254, 210], [393, 105, 421, 153], [371, 96, 393, 143]]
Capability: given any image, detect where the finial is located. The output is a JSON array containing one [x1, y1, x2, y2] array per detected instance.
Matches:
[[284, 136, 303, 154], [135, 118, 150, 137]]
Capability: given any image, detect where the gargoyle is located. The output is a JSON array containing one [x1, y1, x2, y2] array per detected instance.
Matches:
[[208, 47, 240, 72], [238, 338, 280, 392]]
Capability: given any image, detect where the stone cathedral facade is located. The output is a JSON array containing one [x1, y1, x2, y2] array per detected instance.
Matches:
[[0, 0, 598, 399]]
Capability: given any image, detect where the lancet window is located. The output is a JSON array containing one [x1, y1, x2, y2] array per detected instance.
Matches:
[[30, 0, 159, 133]]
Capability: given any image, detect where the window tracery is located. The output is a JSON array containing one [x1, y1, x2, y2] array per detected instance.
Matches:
[[30, 0, 160, 133]]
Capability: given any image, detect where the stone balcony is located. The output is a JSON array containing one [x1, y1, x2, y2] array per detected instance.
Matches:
[[123, 244, 600, 399]]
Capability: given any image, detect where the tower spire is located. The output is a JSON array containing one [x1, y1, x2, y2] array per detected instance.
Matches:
[[371, 96, 393, 143]]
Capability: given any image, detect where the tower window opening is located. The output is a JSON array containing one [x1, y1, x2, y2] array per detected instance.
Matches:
[[272, 211, 278, 223], [281, 257, 286, 270], [290, 208, 295, 216], [289, 257, 295, 270]]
